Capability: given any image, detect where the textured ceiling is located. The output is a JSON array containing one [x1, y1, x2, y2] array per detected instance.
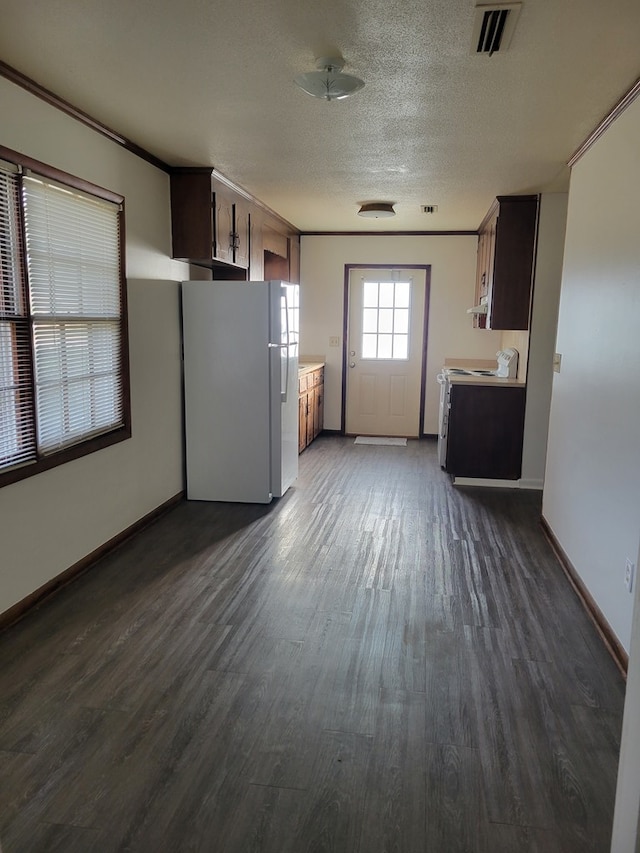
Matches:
[[1, 0, 638, 231]]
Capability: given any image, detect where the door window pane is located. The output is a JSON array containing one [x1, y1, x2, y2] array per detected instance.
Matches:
[[362, 308, 378, 333], [393, 336, 408, 359], [395, 308, 409, 334], [378, 308, 394, 334], [363, 281, 379, 307], [377, 335, 393, 359], [378, 281, 394, 307], [395, 281, 410, 308], [362, 333, 377, 359]]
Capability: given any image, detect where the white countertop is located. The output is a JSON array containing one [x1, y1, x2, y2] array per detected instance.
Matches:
[[298, 362, 325, 375], [447, 374, 524, 388]]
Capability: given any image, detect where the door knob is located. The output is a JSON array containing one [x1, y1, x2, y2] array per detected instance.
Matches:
[[349, 362, 356, 368], [350, 350, 356, 356]]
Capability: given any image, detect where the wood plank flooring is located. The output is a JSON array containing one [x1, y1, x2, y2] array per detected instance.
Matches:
[[0, 436, 625, 852]]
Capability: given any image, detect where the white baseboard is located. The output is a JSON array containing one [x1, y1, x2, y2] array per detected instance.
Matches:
[[452, 476, 543, 490], [518, 478, 544, 490]]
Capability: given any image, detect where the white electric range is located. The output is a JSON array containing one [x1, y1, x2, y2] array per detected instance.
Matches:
[[436, 348, 519, 468]]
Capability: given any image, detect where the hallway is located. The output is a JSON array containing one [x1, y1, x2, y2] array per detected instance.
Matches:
[[0, 436, 624, 851]]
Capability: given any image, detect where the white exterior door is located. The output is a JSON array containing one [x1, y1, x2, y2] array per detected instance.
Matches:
[[345, 269, 426, 437]]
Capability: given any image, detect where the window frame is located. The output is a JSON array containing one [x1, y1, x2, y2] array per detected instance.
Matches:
[[0, 144, 130, 489]]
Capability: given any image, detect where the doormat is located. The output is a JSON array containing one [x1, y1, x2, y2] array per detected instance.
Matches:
[[354, 436, 407, 446]]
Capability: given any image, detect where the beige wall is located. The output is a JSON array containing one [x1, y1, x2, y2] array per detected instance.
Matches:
[[543, 97, 640, 850], [517, 193, 568, 488], [543, 97, 640, 652], [0, 77, 188, 614], [300, 234, 503, 434]]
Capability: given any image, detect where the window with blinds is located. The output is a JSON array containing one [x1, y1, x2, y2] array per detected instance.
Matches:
[[0, 148, 129, 487], [0, 164, 34, 469]]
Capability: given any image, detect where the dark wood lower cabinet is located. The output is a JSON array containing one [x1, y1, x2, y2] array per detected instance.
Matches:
[[299, 366, 324, 453], [446, 384, 526, 479]]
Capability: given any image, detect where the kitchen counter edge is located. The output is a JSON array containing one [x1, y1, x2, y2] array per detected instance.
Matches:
[[298, 362, 325, 375]]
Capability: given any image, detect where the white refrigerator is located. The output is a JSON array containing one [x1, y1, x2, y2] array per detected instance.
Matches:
[[181, 279, 299, 503]]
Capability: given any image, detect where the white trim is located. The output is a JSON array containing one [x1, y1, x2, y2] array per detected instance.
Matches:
[[452, 476, 543, 490]]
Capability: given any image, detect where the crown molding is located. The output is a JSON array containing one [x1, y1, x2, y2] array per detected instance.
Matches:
[[0, 60, 171, 173], [568, 76, 640, 169], [301, 230, 478, 237]]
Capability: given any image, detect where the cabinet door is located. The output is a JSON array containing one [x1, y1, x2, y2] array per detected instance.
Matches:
[[487, 196, 538, 330], [298, 392, 308, 453], [473, 209, 496, 330], [212, 183, 234, 264], [306, 387, 316, 447], [313, 381, 324, 439], [446, 384, 526, 479], [473, 230, 488, 330], [170, 170, 213, 261], [234, 199, 250, 269], [249, 209, 264, 280]]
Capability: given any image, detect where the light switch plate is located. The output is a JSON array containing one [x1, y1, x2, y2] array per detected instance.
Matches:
[[553, 353, 562, 373]]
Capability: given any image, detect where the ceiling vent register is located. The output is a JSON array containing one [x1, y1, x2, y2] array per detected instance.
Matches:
[[472, 3, 522, 55]]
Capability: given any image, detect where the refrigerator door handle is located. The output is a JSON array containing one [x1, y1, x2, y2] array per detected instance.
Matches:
[[267, 342, 289, 401], [282, 350, 289, 403], [281, 284, 291, 403]]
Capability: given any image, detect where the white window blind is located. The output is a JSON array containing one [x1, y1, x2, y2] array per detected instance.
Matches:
[[0, 164, 36, 469], [22, 174, 123, 455]]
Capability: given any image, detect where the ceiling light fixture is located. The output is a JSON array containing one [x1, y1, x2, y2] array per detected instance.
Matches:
[[294, 57, 365, 102], [357, 202, 396, 218]]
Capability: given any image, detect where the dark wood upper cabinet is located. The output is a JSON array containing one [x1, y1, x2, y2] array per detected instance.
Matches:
[[170, 168, 299, 281], [170, 169, 241, 269], [475, 195, 539, 330], [169, 169, 214, 264]]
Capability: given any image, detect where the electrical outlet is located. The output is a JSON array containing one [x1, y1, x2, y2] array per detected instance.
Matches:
[[625, 559, 635, 593], [553, 353, 562, 373], [329, 336, 340, 347]]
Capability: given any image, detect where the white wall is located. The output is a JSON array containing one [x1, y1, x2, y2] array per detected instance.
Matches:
[[519, 193, 568, 488], [543, 96, 640, 652], [300, 234, 503, 434], [0, 77, 189, 614]]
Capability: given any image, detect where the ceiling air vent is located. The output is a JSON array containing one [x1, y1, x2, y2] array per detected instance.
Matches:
[[472, 3, 522, 55]]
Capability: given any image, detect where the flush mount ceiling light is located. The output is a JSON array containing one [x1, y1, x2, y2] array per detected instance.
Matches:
[[357, 202, 396, 218], [294, 57, 365, 101]]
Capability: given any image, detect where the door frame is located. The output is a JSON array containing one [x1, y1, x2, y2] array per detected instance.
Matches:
[[341, 264, 431, 437]]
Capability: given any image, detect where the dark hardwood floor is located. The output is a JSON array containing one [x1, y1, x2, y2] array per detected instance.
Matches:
[[0, 436, 625, 852]]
